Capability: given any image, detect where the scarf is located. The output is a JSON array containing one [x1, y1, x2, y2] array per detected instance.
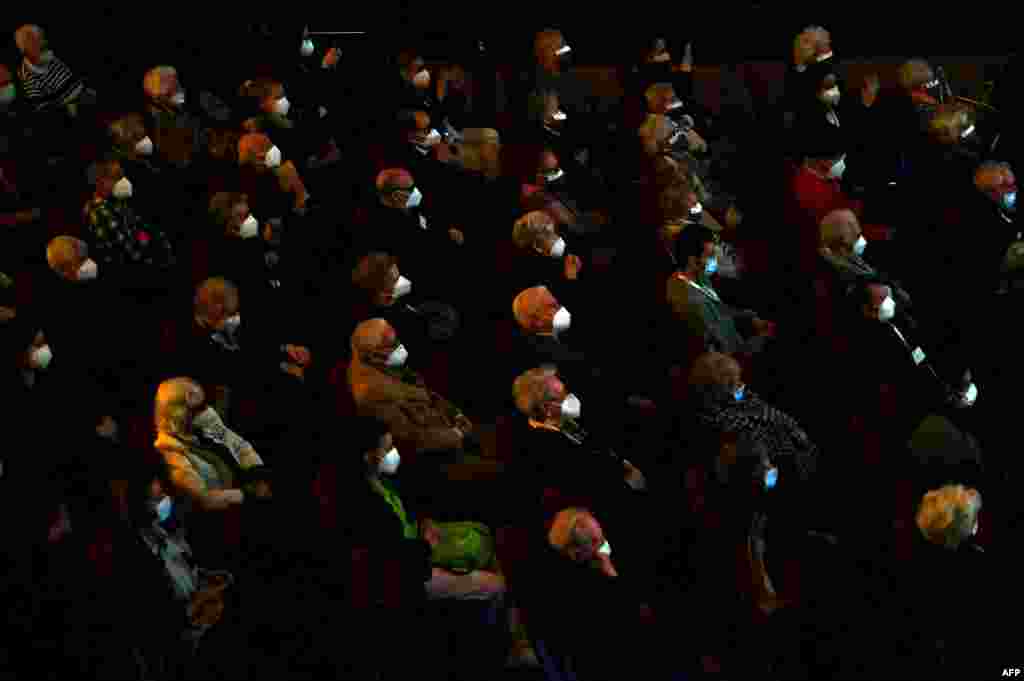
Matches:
[[694, 386, 818, 481]]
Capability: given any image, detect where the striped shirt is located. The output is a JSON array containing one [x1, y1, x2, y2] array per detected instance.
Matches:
[[17, 55, 84, 112]]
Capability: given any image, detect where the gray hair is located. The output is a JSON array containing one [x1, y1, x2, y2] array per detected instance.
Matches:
[[512, 366, 559, 418]]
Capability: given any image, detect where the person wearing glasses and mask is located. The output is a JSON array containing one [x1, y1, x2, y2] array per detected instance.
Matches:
[[238, 78, 340, 171], [207, 192, 292, 304], [509, 211, 585, 298]]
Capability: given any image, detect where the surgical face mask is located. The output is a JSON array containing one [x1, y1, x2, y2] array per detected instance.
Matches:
[[853, 235, 867, 257], [549, 237, 566, 258], [222, 314, 242, 334], [393, 275, 412, 300], [170, 91, 185, 107], [597, 540, 611, 556], [705, 256, 718, 275], [556, 45, 572, 57], [386, 344, 408, 368], [877, 295, 896, 322], [816, 51, 833, 62], [30, 344, 53, 370], [264, 145, 282, 169], [763, 466, 779, 489], [273, 97, 291, 117], [552, 110, 567, 122], [689, 202, 704, 219], [651, 52, 671, 63], [77, 259, 98, 281], [552, 306, 572, 334], [829, 157, 846, 179], [561, 393, 582, 420], [378, 448, 401, 475], [733, 384, 746, 402], [820, 86, 841, 106], [405, 186, 423, 209], [961, 382, 978, 407], [543, 168, 565, 183], [1002, 190, 1017, 212], [971, 520, 978, 536], [155, 495, 173, 523], [112, 176, 133, 199], [134, 136, 154, 155], [0, 84, 17, 105], [239, 214, 259, 239], [667, 98, 684, 110], [300, 38, 315, 57]]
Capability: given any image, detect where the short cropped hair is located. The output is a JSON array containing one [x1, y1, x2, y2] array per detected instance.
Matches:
[[916, 484, 982, 549], [512, 366, 559, 419]]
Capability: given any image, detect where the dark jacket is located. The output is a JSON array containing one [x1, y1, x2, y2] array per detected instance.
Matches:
[[179, 315, 289, 393], [353, 202, 458, 293]]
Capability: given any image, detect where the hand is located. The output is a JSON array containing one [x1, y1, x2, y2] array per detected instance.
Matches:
[[752, 318, 777, 338], [861, 73, 880, 108], [322, 47, 340, 69], [0, 306, 15, 323], [685, 129, 708, 154], [420, 519, 442, 548], [448, 227, 465, 245], [96, 416, 119, 441], [285, 344, 312, 367], [454, 413, 474, 434], [623, 460, 647, 491], [564, 254, 583, 280]]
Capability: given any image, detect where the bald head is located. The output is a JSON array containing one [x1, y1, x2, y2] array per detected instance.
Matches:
[[513, 286, 560, 333], [46, 236, 94, 281], [194, 277, 240, 329], [819, 209, 863, 257], [351, 318, 400, 366]]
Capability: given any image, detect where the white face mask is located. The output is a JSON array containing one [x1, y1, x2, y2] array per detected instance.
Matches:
[[820, 86, 841, 106], [561, 393, 582, 420], [378, 447, 401, 475], [877, 295, 896, 322], [406, 187, 423, 209], [549, 237, 566, 258], [961, 382, 978, 407], [77, 259, 98, 281], [816, 51, 833, 62], [273, 97, 291, 116], [300, 38, 315, 57], [112, 176, 133, 199], [134, 136, 154, 155], [393, 275, 412, 300], [222, 314, 242, 334], [264, 145, 282, 169], [829, 157, 846, 179], [555, 45, 572, 56], [552, 306, 571, 334], [386, 344, 409, 368], [30, 344, 53, 370], [971, 520, 978, 536], [552, 110, 567, 122], [689, 202, 704, 218], [155, 495, 173, 522], [239, 214, 260, 239], [853, 235, 867, 256], [170, 91, 185, 107], [597, 540, 611, 556], [544, 168, 565, 183]]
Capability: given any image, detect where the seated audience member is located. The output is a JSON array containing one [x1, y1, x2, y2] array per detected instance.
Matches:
[[186, 277, 314, 439], [358, 168, 464, 292], [393, 50, 437, 119], [522, 148, 609, 236], [846, 279, 977, 440], [511, 368, 648, 521], [154, 377, 268, 513], [39, 236, 125, 441], [82, 158, 177, 288], [655, 172, 734, 273], [238, 78, 340, 169], [237, 132, 311, 216], [667, 225, 776, 356], [511, 286, 586, 376], [207, 192, 288, 295], [687, 352, 818, 486], [451, 128, 521, 248], [118, 461, 237, 678], [509, 211, 583, 295], [105, 113, 177, 218], [896, 58, 942, 137], [434, 63, 470, 134], [818, 208, 911, 307], [520, 507, 663, 680], [13, 25, 86, 119], [142, 65, 204, 169], [390, 110, 464, 217], [347, 318, 474, 456]]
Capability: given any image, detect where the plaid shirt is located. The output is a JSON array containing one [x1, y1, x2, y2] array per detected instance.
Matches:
[[84, 197, 176, 269]]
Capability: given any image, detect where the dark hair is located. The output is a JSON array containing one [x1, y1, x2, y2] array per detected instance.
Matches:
[[126, 461, 173, 527], [674, 224, 716, 269], [351, 416, 391, 457]]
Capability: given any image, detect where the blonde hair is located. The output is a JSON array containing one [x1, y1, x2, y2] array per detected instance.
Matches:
[[512, 211, 556, 250], [143, 65, 178, 99], [928, 106, 964, 143], [916, 484, 981, 549], [512, 366, 559, 418], [155, 376, 202, 437]]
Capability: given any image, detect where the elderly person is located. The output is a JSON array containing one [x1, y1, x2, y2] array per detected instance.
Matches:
[[154, 377, 269, 521], [142, 65, 206, 170], [818, 208, 911, 307], [236, 132, 311, 217], [82, 158, 177, 284], [238, 78, 339, 170], [13, 25, 86, 118], [207, 191, 289, 297], [347, 318, 474, 457], [509, 211, 583, 295]]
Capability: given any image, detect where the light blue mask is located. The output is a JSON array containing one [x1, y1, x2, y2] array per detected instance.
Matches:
[[1003, 191, 1017, 211], [734, 384, 746, 402], [705, 256, 718, 275], [155, 495, 173, 522], [764, 467, 778, 489]]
